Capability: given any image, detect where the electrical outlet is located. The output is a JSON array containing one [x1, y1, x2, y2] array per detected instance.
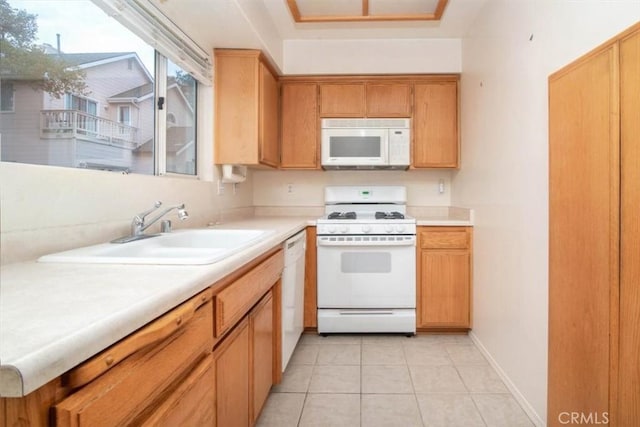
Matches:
[[217, 180, 225, 196], [438, 179, 445, 194], [287, 183, 294, 193]]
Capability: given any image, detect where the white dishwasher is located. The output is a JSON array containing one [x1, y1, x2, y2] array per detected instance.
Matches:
[[281, 230, 306, 372]]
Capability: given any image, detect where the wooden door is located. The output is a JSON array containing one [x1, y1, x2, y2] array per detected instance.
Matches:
[[366, 83, 412, 117], [548, 44, 618, 426], [214, 318, 249, 427], [419, 251, 470, 327], [259, 62, 279, 167], [619, 26, 640, 425], [250, 292, 274, 424], [413, 82, 458, 168], [319, 83, 365, 117], [281, 83, 319, 168]]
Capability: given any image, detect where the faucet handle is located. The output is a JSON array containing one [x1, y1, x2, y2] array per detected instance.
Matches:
[[137, 201, 162, 220]]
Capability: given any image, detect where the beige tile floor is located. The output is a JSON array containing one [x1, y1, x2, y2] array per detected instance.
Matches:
[[257, 333, 535, 427]]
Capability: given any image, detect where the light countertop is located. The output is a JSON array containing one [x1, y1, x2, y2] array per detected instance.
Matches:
[[0, 210, 472, 398], [0, 217, 312, 397]]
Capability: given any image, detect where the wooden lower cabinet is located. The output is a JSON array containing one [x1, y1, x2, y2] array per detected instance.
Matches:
[[417, 227, 472, 329], [250, 292, 274, 424], [54, 291, 214, 427], [141, 354, 216, 427], [214, 290, 276, 427], [0, 250, 285, 427], [214, 318, 250, 427]]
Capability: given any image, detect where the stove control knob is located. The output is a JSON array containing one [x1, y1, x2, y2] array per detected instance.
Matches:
[[327, 226, 337, 234], [385, 225, 394, 233], [362, 225, 372, 233], [340, 226, 349, 234], [395, 225, 406, 233]]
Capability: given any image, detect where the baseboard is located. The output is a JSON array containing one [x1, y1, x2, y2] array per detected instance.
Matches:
[[469, 331, 546, 427]]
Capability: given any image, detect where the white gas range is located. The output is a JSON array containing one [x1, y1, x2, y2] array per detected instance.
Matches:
[[316, 186, 417, 335]]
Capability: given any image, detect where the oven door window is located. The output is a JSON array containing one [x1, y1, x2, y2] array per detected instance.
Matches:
[[341, 252, 391, 273]]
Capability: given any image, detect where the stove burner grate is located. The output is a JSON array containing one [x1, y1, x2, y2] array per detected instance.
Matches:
[[328, 211, 357, 220], [375, 211, 405, 220]]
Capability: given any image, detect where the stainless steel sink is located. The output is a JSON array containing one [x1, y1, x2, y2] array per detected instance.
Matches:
[[38, 229, 275, 265]]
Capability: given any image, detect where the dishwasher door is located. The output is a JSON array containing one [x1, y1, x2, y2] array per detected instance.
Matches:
[[281, 230, 306, 372]]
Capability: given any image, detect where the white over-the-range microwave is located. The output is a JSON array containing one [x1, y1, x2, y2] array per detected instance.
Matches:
[[320, 118, 410, 170]]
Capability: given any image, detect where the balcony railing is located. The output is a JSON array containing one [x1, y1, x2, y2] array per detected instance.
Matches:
[[40, 110, 140, 149]]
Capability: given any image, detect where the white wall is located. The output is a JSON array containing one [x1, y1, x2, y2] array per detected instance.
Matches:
[[283, 39, 461, 74], [455, 1, 640, 424], [253, 170, 453, 208], [0, 162, 254, 264]]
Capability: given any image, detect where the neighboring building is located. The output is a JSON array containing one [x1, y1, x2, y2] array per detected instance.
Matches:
[[1, 50, 155, 172]]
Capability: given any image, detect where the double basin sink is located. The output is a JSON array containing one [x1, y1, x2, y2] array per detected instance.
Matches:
[[38, 229, 274, 265]]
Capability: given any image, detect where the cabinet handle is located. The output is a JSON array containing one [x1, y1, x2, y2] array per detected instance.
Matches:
[[64, 289, 212, 389]]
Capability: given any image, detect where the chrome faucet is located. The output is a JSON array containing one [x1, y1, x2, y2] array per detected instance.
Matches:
[[112, 201, 189, 243]]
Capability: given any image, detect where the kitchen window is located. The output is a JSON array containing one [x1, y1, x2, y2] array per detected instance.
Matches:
[[1, 0, 210, 176]]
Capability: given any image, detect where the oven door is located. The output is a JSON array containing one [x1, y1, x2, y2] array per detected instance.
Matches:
[[321, 128, 388, 167], [316, 235, 416, 308]]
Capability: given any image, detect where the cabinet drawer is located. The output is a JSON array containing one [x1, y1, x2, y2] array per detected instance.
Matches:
[[55, 291, 213, 427], [215, 250, 284, 337], [420, 229, 469, 249]]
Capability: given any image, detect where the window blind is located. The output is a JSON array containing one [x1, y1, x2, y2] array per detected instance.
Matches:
[[92, 0, 212, 85]]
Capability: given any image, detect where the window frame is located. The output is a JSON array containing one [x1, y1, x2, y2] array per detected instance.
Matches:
[[1, 81, 16, 113], [117, 105, 132, 126]]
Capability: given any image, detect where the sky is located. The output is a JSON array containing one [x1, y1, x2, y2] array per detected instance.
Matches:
[[9, 0, 156, 72]]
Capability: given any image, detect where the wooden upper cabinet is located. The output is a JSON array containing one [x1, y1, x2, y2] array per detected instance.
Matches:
[[413, 81, 459, 168], [280, 82, 319, 169], [214, 49, 279, 168], [319, 83, 365, 117], [319, 82, 412, 118], [366, 83, 412, 117]]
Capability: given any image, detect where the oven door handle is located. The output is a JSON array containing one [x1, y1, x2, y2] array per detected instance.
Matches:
[[338, 310, 395, 315], [317, 236, 416, 247]]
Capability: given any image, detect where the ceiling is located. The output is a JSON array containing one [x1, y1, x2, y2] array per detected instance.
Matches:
[[152, 0, 487, 68], [285, 0, 449, 23]]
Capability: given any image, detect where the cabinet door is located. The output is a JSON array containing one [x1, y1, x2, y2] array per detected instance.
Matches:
[[619, 27, 640, 426], [250, 292, 274, 424], [366, 83, 412, 117], [413, 82, 458, 168], [214, 318, 249, 427], [259, 62, 279, 167], [281, 83, 319, 169], [319, 83, 365, 117], [419, 251, 470, 328], [214, 51, 259, 165], [140, 355, 215, 427]]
